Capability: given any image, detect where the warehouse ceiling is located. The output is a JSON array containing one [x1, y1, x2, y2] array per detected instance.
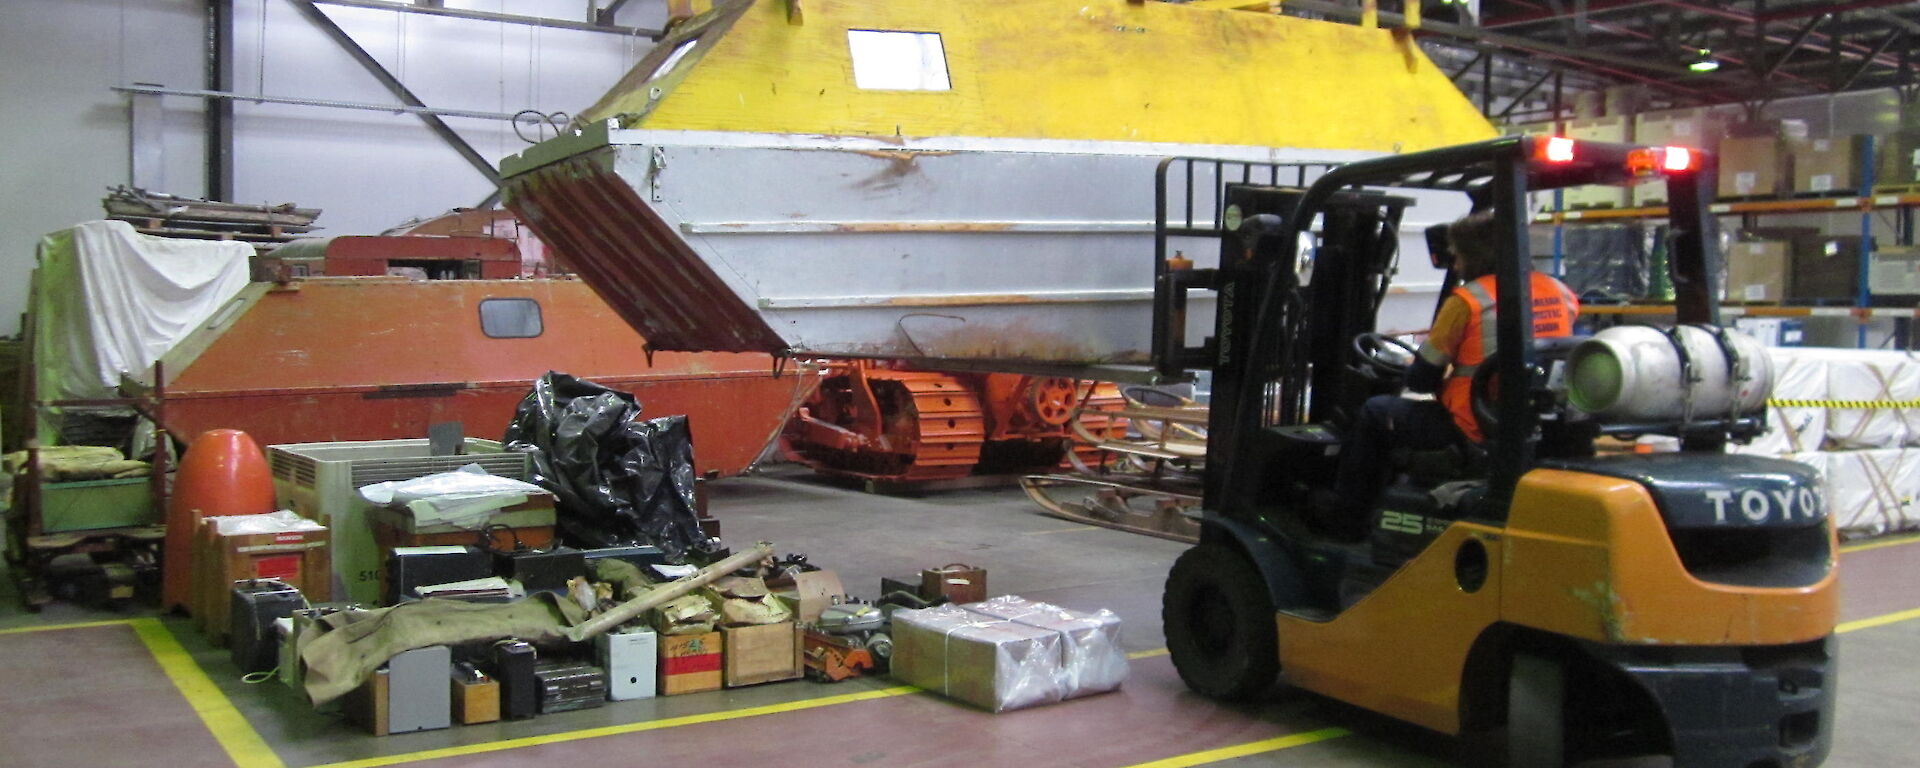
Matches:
[[1272, 1, 1920, 124]]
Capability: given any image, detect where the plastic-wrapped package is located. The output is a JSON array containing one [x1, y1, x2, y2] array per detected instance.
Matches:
[[1823, 351, 1914, 449], [1823, 449, 1919, 537], [1555, 223, 1651, 302], [210, 510, 327, 535], [1734, 349, 1828, 456], [962, 595, 1128, 699], [890, 604, 1064, 713], [501, 372, 716, 560], [356, 464, 548, 528]]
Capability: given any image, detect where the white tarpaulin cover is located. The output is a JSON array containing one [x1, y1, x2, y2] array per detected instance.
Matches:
[[1736, 349, 1830, 456], [1820, 448, 1920, 537], [1822, 349, 1917, 450], [30, 221, 250, 430]]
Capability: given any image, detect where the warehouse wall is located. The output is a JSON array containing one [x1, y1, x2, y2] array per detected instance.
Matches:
[[226, 0, 661, 232], [0, 0, 209, 337], [0, 0, 662, 338]]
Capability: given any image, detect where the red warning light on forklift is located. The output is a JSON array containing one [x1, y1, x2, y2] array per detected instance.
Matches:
[[1540, 136, 1576, 163], [1662, 146, 1694, 172]]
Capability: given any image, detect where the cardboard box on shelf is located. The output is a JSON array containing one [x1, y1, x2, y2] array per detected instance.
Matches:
[[1788, 234, 1867, 302], [1632, 109, 1726, 206], [658, 631, 723, 695], [722, 622, 803, 687], [1733, 317, 1805, 347], [1791, 136, 1871, 195], [1878, 130, 1920, 189], [1563, 117, 1631, 209], [1719, 134, 1790, 198], [1725, 241, 1789, 302], [1870, 246, 1920, 296]]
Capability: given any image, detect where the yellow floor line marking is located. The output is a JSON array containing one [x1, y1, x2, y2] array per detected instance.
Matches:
[[1118, 727, 1351, 768], [1128, 648, 1170, 660], [1837, 606, 1920, 635], [313, 684, 923, 768], [0, 618, 133, 635], [1026, 525, 1100, 535], [130, 618, 286, 768], [1841, 533, 1920, 554]]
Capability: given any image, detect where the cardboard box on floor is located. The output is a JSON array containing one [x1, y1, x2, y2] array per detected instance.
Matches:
[[892, 605, 1065, 713], [722, 622, 803, 687], [659, 631, 723, 695], [765, 570, 842, 624]]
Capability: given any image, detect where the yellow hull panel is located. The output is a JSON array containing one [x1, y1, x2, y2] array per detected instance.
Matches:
[[585, 0, 1494, 153]]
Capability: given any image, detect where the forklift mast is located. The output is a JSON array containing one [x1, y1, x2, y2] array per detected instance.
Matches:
[[1152, 136, 1723, 519]]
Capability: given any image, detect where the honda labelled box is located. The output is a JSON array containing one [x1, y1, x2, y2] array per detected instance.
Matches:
[[659, 631, 722, 695]]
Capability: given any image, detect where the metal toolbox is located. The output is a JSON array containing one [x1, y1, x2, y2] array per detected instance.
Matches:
[[267, 438, 530, 603]]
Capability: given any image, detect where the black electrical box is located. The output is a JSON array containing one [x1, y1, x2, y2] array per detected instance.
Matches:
[[493, 547, 585, 593], [230, 580, 305, 675], [387, 545, 492, 604], [489, 640, 538, 720]]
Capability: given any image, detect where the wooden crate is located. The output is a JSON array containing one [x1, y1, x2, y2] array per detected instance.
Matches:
[[723, 623, 803, 687]]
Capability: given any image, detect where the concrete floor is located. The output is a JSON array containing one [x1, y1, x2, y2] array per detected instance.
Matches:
[[2, 463, 1917, 767]]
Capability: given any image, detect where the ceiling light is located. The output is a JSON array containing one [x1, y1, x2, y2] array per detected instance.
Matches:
[[1689, 59, 1720, 73]]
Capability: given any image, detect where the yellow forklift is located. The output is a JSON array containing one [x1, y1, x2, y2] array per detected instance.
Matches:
[[1154, 137, 1836, 767]]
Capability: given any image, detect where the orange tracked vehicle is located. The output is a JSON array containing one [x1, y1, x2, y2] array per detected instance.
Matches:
[[782, 360, 1127, 485]]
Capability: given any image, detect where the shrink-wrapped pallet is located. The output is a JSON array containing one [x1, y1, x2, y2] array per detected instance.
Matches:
[[1735, 349, 1828, 455], [1823, 350, 1915, 449], [891, 604, 1065, 712], [1823, 449, 1919, 537], [963, 596, 1128, 699]]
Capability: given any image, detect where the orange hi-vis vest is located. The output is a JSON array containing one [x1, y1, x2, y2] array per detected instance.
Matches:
[[1443, 272, 1580, 442]]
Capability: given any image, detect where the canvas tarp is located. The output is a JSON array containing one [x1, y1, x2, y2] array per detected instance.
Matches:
[[29, 220, 251, 441]]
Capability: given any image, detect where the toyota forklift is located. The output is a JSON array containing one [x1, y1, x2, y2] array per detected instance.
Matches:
[[1154, 136, 1837, 767]]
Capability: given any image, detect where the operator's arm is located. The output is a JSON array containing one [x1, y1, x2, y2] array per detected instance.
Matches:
[[1407, 296, 1470, 394]]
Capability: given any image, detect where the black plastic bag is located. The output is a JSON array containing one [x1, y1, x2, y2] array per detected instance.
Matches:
[[502, 372, 715, 561]]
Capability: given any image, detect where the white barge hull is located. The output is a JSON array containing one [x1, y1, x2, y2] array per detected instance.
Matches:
[[502, 126, 1466, 375]]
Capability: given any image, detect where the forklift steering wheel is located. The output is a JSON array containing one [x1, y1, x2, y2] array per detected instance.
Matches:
[[1351, 332, 1417, 379]]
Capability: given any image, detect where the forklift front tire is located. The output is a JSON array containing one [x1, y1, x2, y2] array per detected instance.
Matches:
[[1163, 544, 1279, 701], [1507, 652, 1567, 767]]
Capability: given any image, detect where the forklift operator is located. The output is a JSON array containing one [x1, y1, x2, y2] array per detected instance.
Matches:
[[1330, 211, 1579, 533]]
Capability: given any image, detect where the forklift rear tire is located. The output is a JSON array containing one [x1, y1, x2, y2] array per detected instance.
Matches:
[[1507, 652, 1567, 767], [1163, 544, 1278, 701]]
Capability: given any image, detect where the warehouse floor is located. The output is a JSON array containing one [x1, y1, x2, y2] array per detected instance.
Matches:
[[3, 463, 1918, 768]]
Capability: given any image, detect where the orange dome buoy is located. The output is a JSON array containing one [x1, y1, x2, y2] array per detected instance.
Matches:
[[162, 429, 277, 612]]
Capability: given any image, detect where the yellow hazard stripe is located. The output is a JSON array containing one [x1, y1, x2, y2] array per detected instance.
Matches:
[[1768, 398, 1920, 409], [1117, 727, 1352, 768], [312, 684, 924, 768], [0, 618, 134, 635], [1837, 606, 1920, 635], [129, 618, 286, 768]]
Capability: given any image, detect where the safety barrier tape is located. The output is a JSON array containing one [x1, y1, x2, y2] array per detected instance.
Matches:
[[1767, 399, 1920, 409]]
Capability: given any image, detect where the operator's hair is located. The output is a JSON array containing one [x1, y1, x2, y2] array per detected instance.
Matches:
[[1446, 210, 1500, 281]]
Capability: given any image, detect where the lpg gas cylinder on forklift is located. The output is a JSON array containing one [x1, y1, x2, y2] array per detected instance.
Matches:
[[1155, 136, 1836, 767]]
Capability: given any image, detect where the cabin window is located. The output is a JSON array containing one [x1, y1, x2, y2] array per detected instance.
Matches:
[[847, 30, 950, 91], [649, 39, 699, 84], [479, 298, 543, 339]]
